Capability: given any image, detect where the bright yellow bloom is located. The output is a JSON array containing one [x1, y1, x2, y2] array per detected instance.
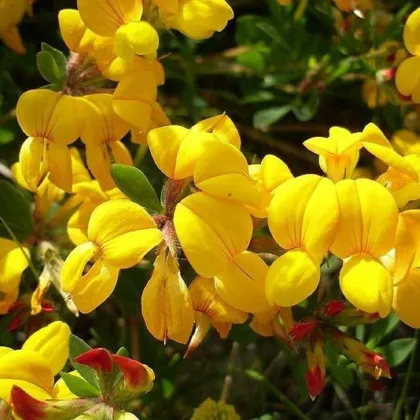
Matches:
[[148, 114, 240, 180], [391, 129, 420, 156], [187, 276, 247, 352], [156, 0, 234, 40], [304, 127, 361, 182], [0, 321, 70, 402], [16, 90, 87, 192], [58, 9, 96, 55], [131, 103, 170, 144], [61, 200, 163, 313], [403, 7, 420, 56], [0, 0, 28, 54], [191, 398, 240, 420], [174, 192, 252, 278], [0, 239, 29, 314], [331, 179, 398, 317], [266, 175, 339, 306], [78, 0, 159, 60], [81, 94, 132, 190], [141, 248, 194, 344], [392, 210, 420, 328], [247, 154, 294, 218], [362, 79, 388, 109]]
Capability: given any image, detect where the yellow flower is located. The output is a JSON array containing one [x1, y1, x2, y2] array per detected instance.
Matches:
[[0, 321, 70, 402], [141, 248, 194, 344], [156, 0, 234, 40], [266, 175, 339, 306], [61, 200, 162, 313], [0, 0, 28, 54], [174, 192, 252, 278], [391, 129, 420, 156], [362, 79, 388, 109], [304, 127, 361, 182], [78, 0, 159, 60], [331, 179, 398, 317], [191, 398, 240, 420], [16, 90, 87, 192], [403, 7, 420, 56], [0, 239, 29, 314], [58, 9, 96, 55], [392, 210, 420, 328], [187, 276, 247, 353], [148, 114, 240, 180], [81, 93, 132, 190]]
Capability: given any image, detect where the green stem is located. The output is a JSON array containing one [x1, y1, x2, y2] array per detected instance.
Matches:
[[392, 329, 419, 420], [243, 369, 310, 420], [414, 401, 420, 420], [134, 144, 149, 168]]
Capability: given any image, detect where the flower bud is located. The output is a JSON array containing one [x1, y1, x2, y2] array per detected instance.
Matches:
[[322, 300, 345, 317], [289, 320, 318, 342], [75, 348, 113, 373], [305, 334, 326, 400]]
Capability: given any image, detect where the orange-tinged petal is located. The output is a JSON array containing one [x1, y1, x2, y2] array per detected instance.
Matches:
[[268, 175, 339, 262], [404, 7, 420, 56], [340, 254, 392, 318], [0, 288, 19, 315], [393, 268, 420, 328], [70, 258, 120, 313], [331, 179, 398, 259], [174, 192, 252, 277], [194, 141, 261, 208], [141, 250, 194, 344], [0, 26, 25, 54], [0, 350, 53, 394], [214, 251, 271, 313], [77, 0, 142, 36], [46, 142, 73, 192], [22, 321, 70, 375]]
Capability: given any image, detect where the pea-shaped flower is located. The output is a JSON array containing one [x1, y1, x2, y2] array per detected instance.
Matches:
[[61, 200, 163, 313]]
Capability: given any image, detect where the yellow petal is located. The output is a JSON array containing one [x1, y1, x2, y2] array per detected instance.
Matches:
[[192, 114, 241, 148], [393, 268, 420, 328], [0, 239, 29, 293], [67, 201, 98, 246], [392, 129, 420, 156], [395, 56, 420, 98], [114, 21, 159, 60], [112, 72, 157, 130], [194, 141, 261, 208], [404, 7, 420, 56], [88, 200, 162, 268], [141, 250, 194, 344], [189, 276, 247, 323], [268, 175, 339, 262], [266, 249, 319, 307], [61, 241, 98, 294], [261, 154, 293, 192], [0, 288, 19, 315], [58, 9, 96, 54], [340, 254, 392, 318], [86, 144, 113, 191], [174, 193, 252, 277], [0, 25, 25, 54], [109, 141, 133, 166], [52, 371, 80, 400], [46, 142, 73, 192], [331, 179, 399, 259], [0, 350, 54, 393], [70, 258, 120, 313], [71, 147, 92, 184], [0, 379, 51, 402], [18, 137, 45, 191], [77, 0, 142, 36], [215, 251, 271, 313], [22, 321, 71, 375]]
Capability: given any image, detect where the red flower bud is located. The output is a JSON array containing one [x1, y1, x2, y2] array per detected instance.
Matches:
[[382, 68, 397, 81], [363, 352, 391, 379], [112, 355, 154, 392], [323, 300, 345, 317], [75, 348, 113, 373], [289, 320, 318, 342], [11, 386, 48, 420], [306, 365, 325, 400]]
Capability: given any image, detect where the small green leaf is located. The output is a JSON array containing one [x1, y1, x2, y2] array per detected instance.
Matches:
[[69, 335, 100, 391], [367, 312, 400, 348], [41, 83, 63, 92], [36, 51, 63, 84], [116, 347, 129, 357], [111, 164, 162, 213], [380, 338, 417, 367], [41, 42, 68, 79], [253, 106, 291, 131], [0, 181, 33, 241], [161, 378, 175, 400], [60, 372, 101, 398], [0, 128, 14, 145]]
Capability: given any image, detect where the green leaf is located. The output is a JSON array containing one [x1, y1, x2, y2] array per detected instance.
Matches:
[[36, 51, 63, 84], [41, 43, 68, 79], [367, 312, 400, 348], [161, 378, 175, 400], [111, 164, 162, 213], [253, 106, 291, 131], [41, 83, 63, 92], [0, 181, 33, 241], [116, 347, 129, 357], [0, 128, 14, 145], [60, 372, 101, 398], [69, 335, 100, 391], [380, 338, 417, 367]]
